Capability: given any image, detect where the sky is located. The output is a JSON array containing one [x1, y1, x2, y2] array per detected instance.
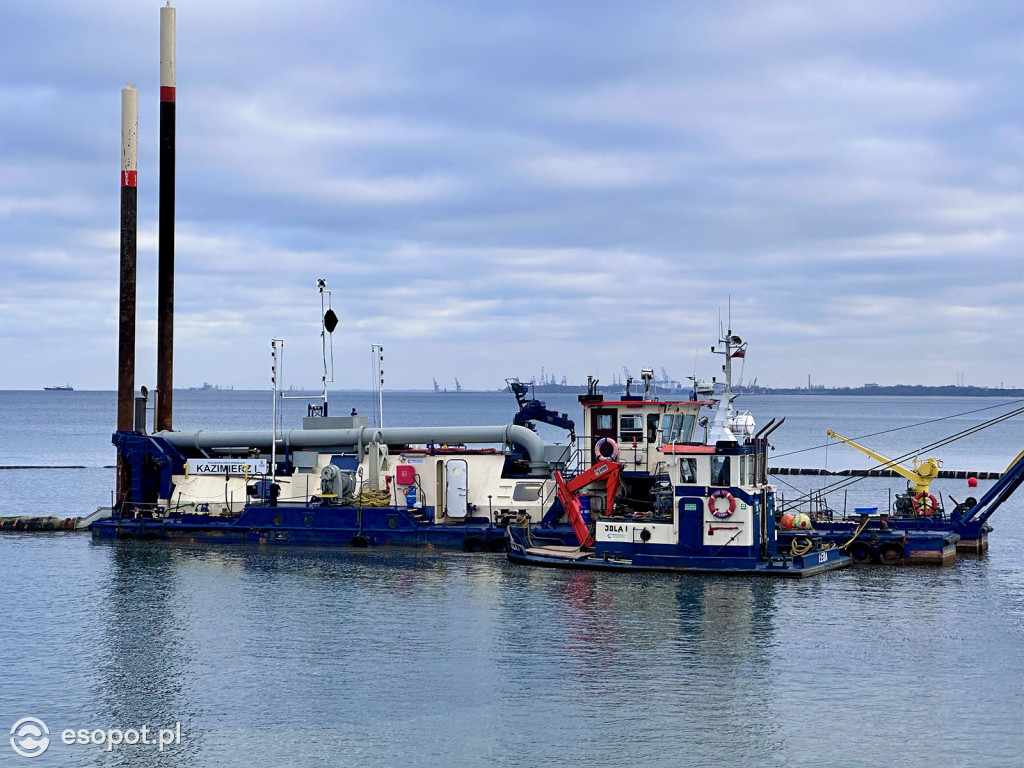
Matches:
[[0, 0, 1021, 391]]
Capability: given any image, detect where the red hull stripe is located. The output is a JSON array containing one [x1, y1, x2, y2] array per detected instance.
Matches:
[[121, 170, 138, 187], [160, 86, 176, 102]]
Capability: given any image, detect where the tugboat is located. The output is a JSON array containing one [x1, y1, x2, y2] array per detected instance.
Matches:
[[506, 329, 852, 578]]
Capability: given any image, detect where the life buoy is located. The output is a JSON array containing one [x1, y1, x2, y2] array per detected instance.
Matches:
[[594, 438, 619, 461], [708, 489, 735, 519], [912, 492, 938, 516]]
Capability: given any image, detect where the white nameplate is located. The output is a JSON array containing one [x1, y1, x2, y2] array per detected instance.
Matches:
[[186, 459, 268, 476], [600, 523, 629, 541]]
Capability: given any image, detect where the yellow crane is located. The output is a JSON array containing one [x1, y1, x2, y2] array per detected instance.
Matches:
[[826, 429, 942, 501]]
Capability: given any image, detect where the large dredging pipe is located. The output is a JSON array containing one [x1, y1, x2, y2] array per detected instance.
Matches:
[[156, 2, 176, 432], [154, 425, 551, 475]]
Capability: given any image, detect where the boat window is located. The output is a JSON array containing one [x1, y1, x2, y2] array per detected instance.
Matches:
[[620, 414, 643, 438], [596, 412, 614, 431], [667, 414, 683, 442], [647, 413, 659, 442], [680, 414, 696, 443], [659, 413, 697, 444], [747, 456, 755, 486], [711, 456, 730, 486], [660, 414, 676, 442], [679, 458, 697, 484], [512, 482, 543, 502]]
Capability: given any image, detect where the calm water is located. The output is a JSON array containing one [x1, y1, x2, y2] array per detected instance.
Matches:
[[1, 390, 1021, 767]]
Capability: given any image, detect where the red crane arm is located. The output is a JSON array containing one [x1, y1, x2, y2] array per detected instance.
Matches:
[[553, 459, 623, 547]]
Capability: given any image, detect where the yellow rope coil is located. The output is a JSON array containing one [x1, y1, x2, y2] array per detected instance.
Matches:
[[790, 536, 813, 556], [340, 489, 393, 507]]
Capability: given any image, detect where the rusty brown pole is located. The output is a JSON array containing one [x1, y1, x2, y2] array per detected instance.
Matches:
[[116, 83, 138, 502], [156, 2, 176, 431]]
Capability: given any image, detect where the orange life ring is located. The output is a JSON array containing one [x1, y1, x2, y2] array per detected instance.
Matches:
[[594, 438, 619, 461], [912, 492, 938, 516], [708, 489, 736, 519]]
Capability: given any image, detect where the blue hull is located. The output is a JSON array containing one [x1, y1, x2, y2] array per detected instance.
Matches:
[[506, 526, 852, 578], [777, 526, 959, 565], [92, 503, 577, 552], [877, 516, 989, 553]]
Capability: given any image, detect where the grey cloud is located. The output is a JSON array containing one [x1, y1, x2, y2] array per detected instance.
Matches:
[[0, 0, 1020, 390]]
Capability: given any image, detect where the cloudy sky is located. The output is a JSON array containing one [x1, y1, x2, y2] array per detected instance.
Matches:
[[1, 0, 1020, 391]]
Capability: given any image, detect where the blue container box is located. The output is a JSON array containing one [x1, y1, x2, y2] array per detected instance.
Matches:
[[578, 495, 592, 524]]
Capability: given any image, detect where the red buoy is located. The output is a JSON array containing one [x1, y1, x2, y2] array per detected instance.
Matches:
[[968, 476, 978, 488]]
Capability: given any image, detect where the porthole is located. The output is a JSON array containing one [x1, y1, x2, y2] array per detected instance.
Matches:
[[273, 514, 283, 526]]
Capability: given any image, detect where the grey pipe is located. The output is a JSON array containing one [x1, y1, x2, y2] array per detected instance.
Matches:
[[154, 424, 549, 474]]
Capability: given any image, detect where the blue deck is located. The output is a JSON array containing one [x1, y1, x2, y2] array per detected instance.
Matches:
[[776, 525, 958, 565], [92, 503, 577, 551]]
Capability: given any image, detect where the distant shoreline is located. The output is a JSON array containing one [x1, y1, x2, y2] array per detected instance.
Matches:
[[485, 383, 1024, 398], [753, 385, 1024, 397], [11, 385, 1023, 397]]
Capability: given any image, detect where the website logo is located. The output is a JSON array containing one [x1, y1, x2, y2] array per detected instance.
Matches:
[[10, 718, 50, 758]]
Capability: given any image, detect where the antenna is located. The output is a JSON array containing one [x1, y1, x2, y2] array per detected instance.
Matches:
[[319, 278, 336, 409], [281, 280, 335, 417], [372, 344, 384, 428], [270, 337, 283, 480]]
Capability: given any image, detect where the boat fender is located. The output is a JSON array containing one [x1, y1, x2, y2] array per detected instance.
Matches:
[[912, 492, 938, 516], [708, 490, 735, 518], [594, 438, 619, 461]]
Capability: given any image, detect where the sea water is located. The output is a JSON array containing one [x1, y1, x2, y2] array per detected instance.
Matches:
[[0, 390, 1021, 767]]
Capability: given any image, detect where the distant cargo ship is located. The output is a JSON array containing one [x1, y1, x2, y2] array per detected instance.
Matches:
[[43, 384, 73, 391]]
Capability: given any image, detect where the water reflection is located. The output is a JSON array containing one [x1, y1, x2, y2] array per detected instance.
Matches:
[[487, 567, 788, 766], [64, 539, 1020, 768], [93, 543, 201, 766]]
